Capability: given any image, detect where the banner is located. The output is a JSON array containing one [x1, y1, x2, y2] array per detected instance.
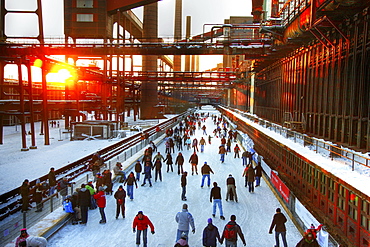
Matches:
[[270, 171, 290, 203]]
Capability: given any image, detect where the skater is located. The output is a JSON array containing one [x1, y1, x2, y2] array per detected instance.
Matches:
[[189, 151, 199, 175], [203, 218, 222, 247], [175, 203, 196, 242], [132, 211, 155, 247], [241, 150, 248, 166], [226, 174, 238, 202], [201, 161, 214, 187], [242, 164, 255, 193], [220, 215, 247, 247], [135, 160, 142, 181], [175, 232, 189, 247], [210, 182, 225, 220], [219, 145, 226, 163], [192, 138, 199, 152], [124, 172, 138, 200], [113, 162, 126, 183], [296, 233, 319, 247], [233, 144, 240, 158], [93, 186, 107, 224], [153, 158, 163, 182], [181, 171, 188, 201], [254, 162, 263, 187], [78, 184, 91, 224], [141, 162, 153, 187], [114, 185, 126, 219], [15, 228, 29, 247], [208, 135, 213, 144], [175, 152, 185, 175], [199, 137, 206, 152], [164, 152, 174, 172], [269, 208, 288, 247]]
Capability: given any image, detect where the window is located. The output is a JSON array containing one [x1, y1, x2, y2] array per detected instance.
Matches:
[[77, 14, 93, 22], [77, 0, 93, 8]]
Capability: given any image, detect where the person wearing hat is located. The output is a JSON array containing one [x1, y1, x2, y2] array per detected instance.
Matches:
[[15, 228, 29, 247], [93, 186, 107, 224], [175, 203, 195, 243], [132, 211, 155, 247], [114, 185, 127, 219], [202, 218, 221, 247], [175, 232, 189, 247], [269, 208, 288, 247], [295, 232, 320, 247], [201, 161, 214, 188], [220, 215, 246, 246]]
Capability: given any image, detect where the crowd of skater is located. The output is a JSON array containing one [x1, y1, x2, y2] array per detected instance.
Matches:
[[17, 112, 322, 247]]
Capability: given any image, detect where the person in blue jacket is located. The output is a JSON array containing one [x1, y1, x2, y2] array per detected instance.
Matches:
[[141, 161, 153, 187], [202, 218, 221, 247]]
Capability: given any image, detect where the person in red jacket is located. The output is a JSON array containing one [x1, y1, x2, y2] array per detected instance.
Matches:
[[132, 211, 155, 247], [93, 186, 106, 224]]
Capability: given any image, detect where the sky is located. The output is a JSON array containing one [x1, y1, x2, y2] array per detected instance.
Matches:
[[3, 0, 252, 71], [3, 106, 304, 247]]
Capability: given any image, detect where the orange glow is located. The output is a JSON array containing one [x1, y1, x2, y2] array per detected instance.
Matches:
[[32, 59, 43, 68], [46, 68, 76, 84]]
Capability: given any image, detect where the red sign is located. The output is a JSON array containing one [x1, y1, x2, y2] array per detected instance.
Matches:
[[271, 171, 290, 203]]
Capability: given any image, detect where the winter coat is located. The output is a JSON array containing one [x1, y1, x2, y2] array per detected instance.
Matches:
[[269, 212, 287, 232], [132, 215, 155, 231], [203, 223, 221, 246], [218, 146, 226, 154], [48, 171, 56, 187], [164, 154, 173, 165], [189, 153, 198, 165], [220, 221, 246, 245], [176, 209, 195, 231], [113, 166, 122, 175], [135, 162, 142, 173], [59, 180, 69, 196], [175, 155, 184, 165], [153, 153, 164, 162], [201, 164, 214, 175], [78, 188, 91, 207], [174, 238, 189, 247], [93, 191, 106, 208], [254, 164, 263, 177], [85, 184, 95, 195], [247, 166, 255, 182], [20, 182, 29, 199], [181, 174, 187, 187], [114, 189, 126, 205], [124, 175, 137, 187], [295, 237, 320, 247], [153, 160, 162, 171], [226, 176, 236, 185], [210, 186, 222, 201], [143, 165, 152, 178], [15, 236, 28, 247], [199, 138, 206, 145]]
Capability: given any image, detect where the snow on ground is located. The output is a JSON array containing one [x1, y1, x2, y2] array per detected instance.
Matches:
[[227, 108, 370, 197], [45, 106, 302, 247]]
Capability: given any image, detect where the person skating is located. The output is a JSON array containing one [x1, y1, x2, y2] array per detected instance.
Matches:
[[141, 161, 153, 187], [295, 233, 319, 247], [199, 137, 206, 152], [242, 164, 255, 193], [202, 218, 222, 247], [113, 162, 126, 183], [201, 161, 214, 187], [152, 158, 163, 182], [93, 186, 107, 224], [175, 203, 195, 242], [269, 208, 288, 247], [181, 171, 188, 201], [219, 145, 226, 163], [135, 160, 142, 181], [220, 215, 246, 246], [226, 174, 238, 202], [175, 152, 185, 175], [132, 211, 155, 247], [210, 182, 225, 220], [175, 232, 189, 247], [189, 151, 199, 175], [114, 185, 126, 219], [192, 138, 199, 152], [164, 152, 174, 172], [15, 228, 29, 247], [234, 144, 240, 158], [124, 172, 138, 200], [78, 183, 91, 224], [254, 162, 263, 187]]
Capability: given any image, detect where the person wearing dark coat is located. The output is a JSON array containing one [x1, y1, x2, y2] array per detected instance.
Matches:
[[175, 152, 185, 175], [141, 162, 153, 187], [164, 153, 174, 172], [34, 180, 44, 212], [254, 162, 263, 187], [102, 169, 113, 195], [269, 208, 288, 247], [295, 233, 320, 247], [48, 167, 57, 195], [210, 182, 224, 220], [114, 185, 126, 219], [135, 160, 142, 181], [226, 174, 238, 202], [202, 218, 221, 247], [220, 215, 246, 246], [152, 159, 163, 182], [181, 171, 188, 201], [20, 179, 30, 212], [78, 184, 91, 224], [124, 172, 138, 200], [189, 152, 199, 175]]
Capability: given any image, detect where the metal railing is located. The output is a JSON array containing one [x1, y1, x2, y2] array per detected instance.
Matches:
[[221, 106, 370, 172]]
